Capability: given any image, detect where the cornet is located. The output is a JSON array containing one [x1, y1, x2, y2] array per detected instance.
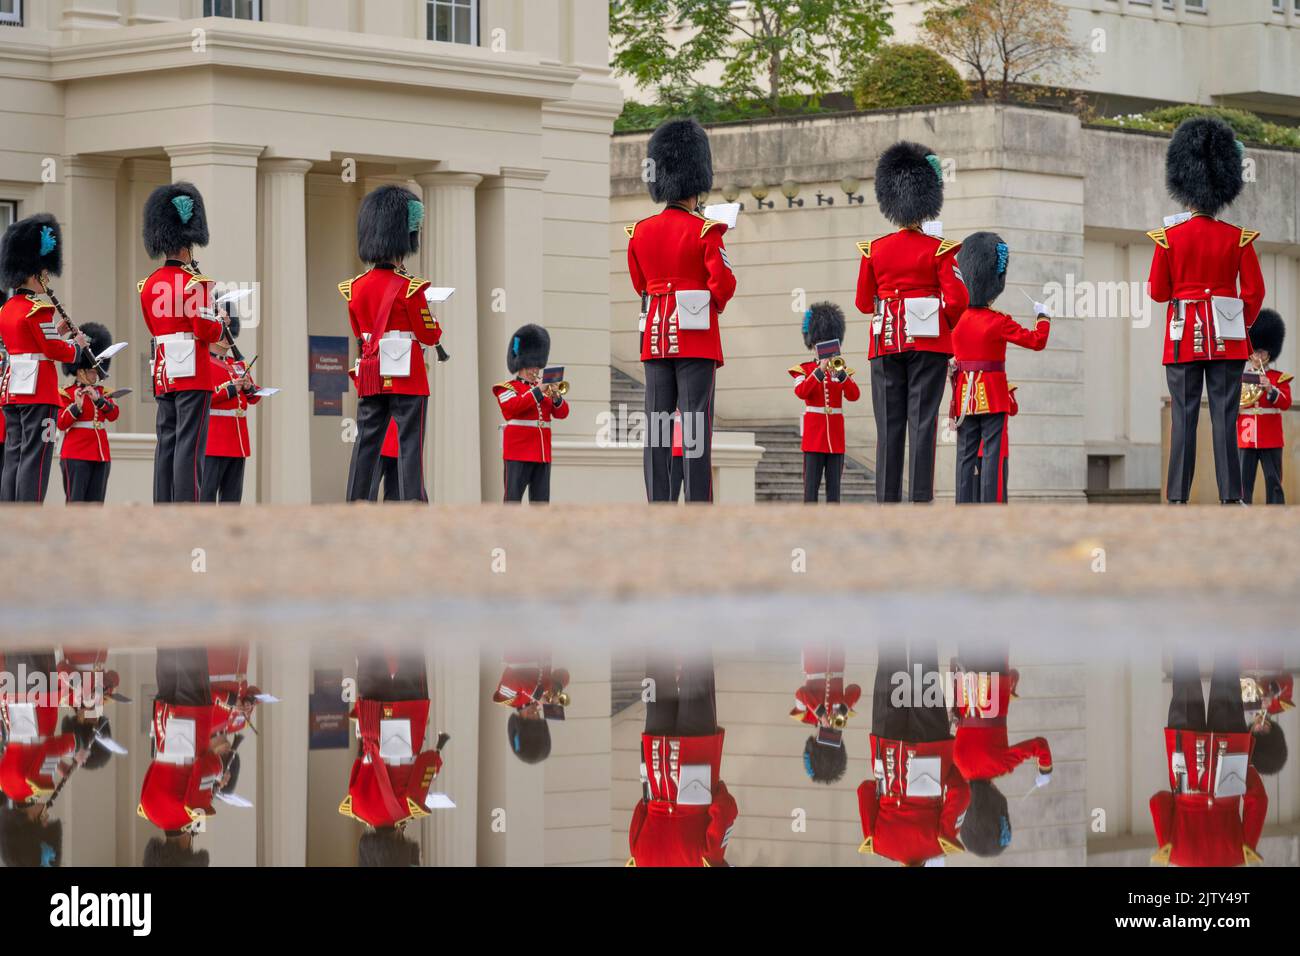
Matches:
[[830, 712, 848, 730], [1241, 357, 1269, 408]]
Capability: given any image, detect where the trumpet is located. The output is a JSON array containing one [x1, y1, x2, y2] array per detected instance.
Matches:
[[542, 380, 569, 396], [543, 689, 571, 707], [1241, 358, 1269, 408], [830, 712, 848, 730], [826, 355, 854, 377]]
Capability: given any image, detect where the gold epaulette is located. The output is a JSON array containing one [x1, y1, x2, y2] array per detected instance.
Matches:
[[625, 223, 636, 240], [1147, 228, 1169, 250], [137, 803, 147, 820], [856, 240, 873, 258], [938, 836, 963, 855], [25, 295, 55, 318], [935, 238, 960, 257], [858, 837, 874, 855], [184, 272, 212, 289], [1151, 843, 1172, 866], [700, 219, 725, 239], [625, 857, 637, 867], [406, 796, 430, 820], [338, 795, 355, 819], [1240, 228, 1260, 247], [1244, 845, 1263, 865], [338, 280, 353, 302], [137, 278, 147, 294], [1278, 373, 1294, 385], [404, 275, 429, 299], [494, 380, 516, 393], [788, 364, 806, 377]]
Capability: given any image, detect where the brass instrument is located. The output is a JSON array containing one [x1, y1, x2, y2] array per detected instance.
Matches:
[[830, 712, 848, 730], [1241, 358, 1269, 408], [543, 688, 570, 707], [828, 355, 847, 374]]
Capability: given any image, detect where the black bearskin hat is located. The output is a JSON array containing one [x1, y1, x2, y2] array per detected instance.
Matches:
[[1, 213, 63, 289], [803, 736, 848, 785], [957, 231, 1010, 308], [646, 118, 714, 204], [61, 322, 113, 378], [60, 716, 115, 772], [803, 301, 846, 350], [962, 779, 1012, 857], [507, 324, 550, 374], [507, 712, 552, 765], [1166, 117, 1244, 217], [143, 836, 210, 868], [874, 141, 944, 227], [1251, 720, 1288, 776], [357, 184, 423, 265], [0, 808, 62, 867], [143, 182, 210, 259], [358, 828, 421, 867], [1250, 308, 1285, 362]]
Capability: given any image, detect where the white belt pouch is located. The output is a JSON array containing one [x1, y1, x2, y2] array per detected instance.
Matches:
[[904, 297, 942, 338], [7, 357, 40, 396], [379, 337, 413, 377], [674, 290, 712, 331], [162, 338, 197, 379], [905, 755, 943, 797], [1212, 296, 1246, 341]]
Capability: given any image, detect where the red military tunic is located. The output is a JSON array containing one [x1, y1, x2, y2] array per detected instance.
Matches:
[[791, 645, 861, 726], [208, 645, 258, 737], [0, 293, 77, 406], [138, 701, 223, 831], [205, 354, 261, 458], [1238, 369, 1291, 449], [1151, 729, 1266, 867], [493, 658, 570, 709], [952, 667, 1052, 782], [854, 229, 967, 359], [340, 697, 442, 829], [626, 207, 737, 366], [139, 262, 224, 394], [56, 384, 118, 462], [789, 361, 861, 455], [493, 379, 570, 464], [340, 265, 438, 398], [628, 730, 736, 867], [0, 699, 74, 803], [858, 736, 968, 867], [1147, 216, 1266, 365], [951, 309, 1050, 418], [58, 647, 118, 714]]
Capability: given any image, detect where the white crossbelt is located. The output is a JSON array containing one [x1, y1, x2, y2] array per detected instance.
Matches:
[[507, 419, 550, 428], [804, 407, 843, 415], [1240, 407, 1280, 415], [210, 409, 246, 418], [381, 331, 414, 340]]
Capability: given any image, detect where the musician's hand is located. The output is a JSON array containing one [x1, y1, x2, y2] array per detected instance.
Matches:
[[74, 749, 91, 767], [57, 318, 73, 336], [74, 332, 89, 350]]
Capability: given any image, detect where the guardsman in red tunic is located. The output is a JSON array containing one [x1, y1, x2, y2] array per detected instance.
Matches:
[[342, 185, 440, 503], [1237, 648, 1292, 778], [856, 640, 967, 867], [340, 648, 448, 866], [951, 643, 1052, 858], [1147, 117, 1266, 504], [793, 642, 861, 785], [628, 653, 737, 866], [493, 324, 570, 503], [56, 322, 118, 504], [0, 303, 8, 487], [0, 214, 89, 503], [201, 311, 260, 504], [950, 233, 1052, 504], [790, 302, 862, 503], [1151, 651, 1267, 867], [140, 183, 226, 504], [1237, 308, 1291, 504], [855, 142, 968, 503], [494, 652, 570, 764], [627, 118, 737, 503]]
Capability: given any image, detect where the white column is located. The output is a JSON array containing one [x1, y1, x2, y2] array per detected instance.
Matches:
[[475, 657, 546, 866], [258, 158, 315, 503], [416, 171, 483, 503], [62, 155, 122, 322], [256, 639, 310, 866], [424, 641, 480, 866]]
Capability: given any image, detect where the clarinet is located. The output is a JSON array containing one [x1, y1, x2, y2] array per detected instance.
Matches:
[[37, 277, 103, 375]]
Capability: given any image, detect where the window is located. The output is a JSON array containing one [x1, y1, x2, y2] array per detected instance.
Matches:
[[0, 201, 15, 231], [0, 0, 21, 27], [1184, 0, 1207, 11], [204, 0, 261, 19], [428, 0, 477, 45]]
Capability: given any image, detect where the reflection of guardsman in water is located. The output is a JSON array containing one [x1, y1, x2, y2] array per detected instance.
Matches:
[[339, 648, 449, 866], [628, 652, 737, 867], [140, 647, 252, 867], [494, 652, 570, 765], [1151, 650, 1269, 868], [857, 640, 967, 867], [950, 642, 1052, 858], [793, 642, 860, 785], [0, 649, 121, 867]]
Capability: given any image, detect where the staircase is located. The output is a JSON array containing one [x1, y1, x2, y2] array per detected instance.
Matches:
[[610, 367, 875, 503]]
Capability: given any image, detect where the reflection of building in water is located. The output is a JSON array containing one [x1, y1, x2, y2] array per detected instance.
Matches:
[[612, 643, 1087, 866], [1087, 646, 1300, 867]]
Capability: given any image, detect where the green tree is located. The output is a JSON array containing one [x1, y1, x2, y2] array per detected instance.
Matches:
[[852, 44, 969, 110], [611, 0, 894, 116]]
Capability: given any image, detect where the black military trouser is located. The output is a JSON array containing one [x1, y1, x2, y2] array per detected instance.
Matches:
[[61, 459, 111, 504], [1240, 447, 1284, 505], [2, 404, 57, 502], [156, 647, 213, 708], [369, 455, 400, 502], [873, 640, 950, 744], [870, 351, 949, 503], [956, 413, 1008, 504], [347, 394, 428, 503], [644, 653, 717, 738], [1166, 360, 1245, 503], [154, 390, 211, 504], [504, 459, 551, 503], [201, 456, 245, 504], [644, 358, 715, 504], [803, 452, 844, 503], [1168, 652, 1247, 735], [356, 649, 428, 703], [668, 454, 684, 503]]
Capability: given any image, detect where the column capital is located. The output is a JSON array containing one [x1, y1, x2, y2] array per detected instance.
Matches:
[[498, 166, 549, 185], [414, 170, 483, 190], [63, 154, 124, 180], [166, 143, 265, 169], [260, 158, 315, 176]]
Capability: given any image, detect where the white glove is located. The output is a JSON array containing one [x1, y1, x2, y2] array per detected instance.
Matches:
[[924, 856, 947, 868], [1034, 302, 1051, 320], [1035, 772, 1052, 789]]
